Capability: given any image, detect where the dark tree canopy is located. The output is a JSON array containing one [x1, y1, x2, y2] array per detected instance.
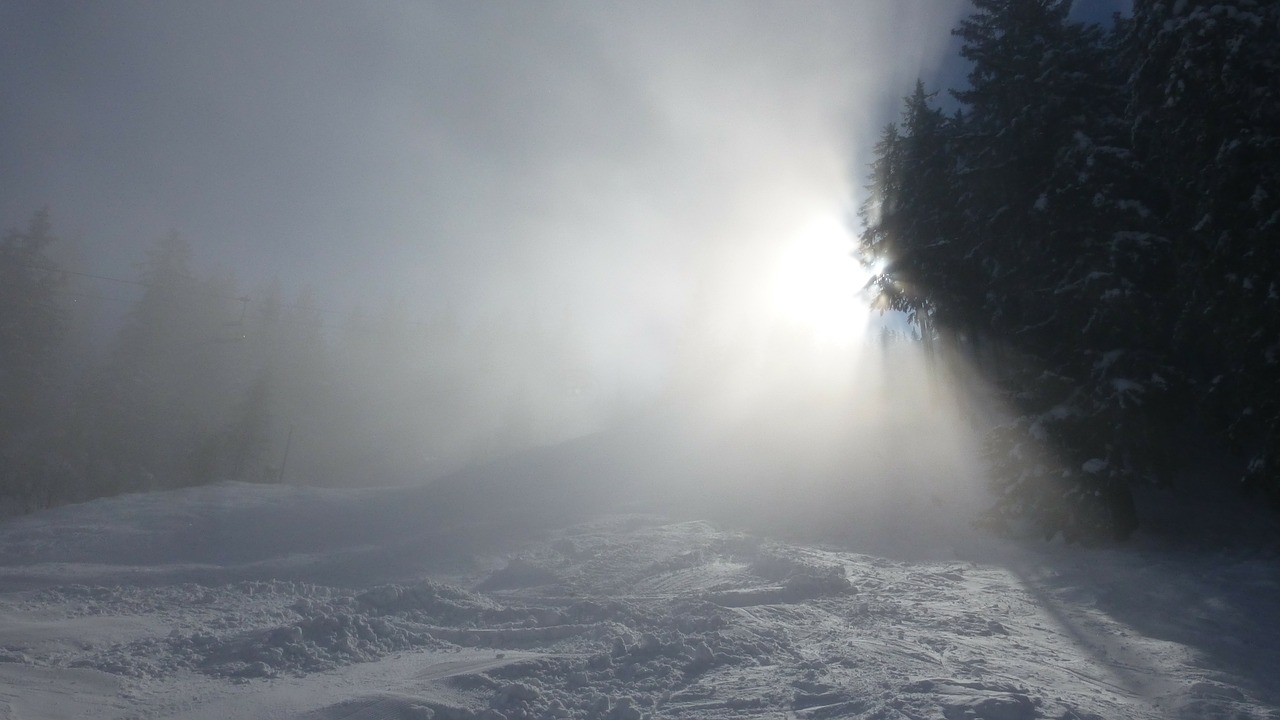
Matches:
[[860, 0, 1280, 542]]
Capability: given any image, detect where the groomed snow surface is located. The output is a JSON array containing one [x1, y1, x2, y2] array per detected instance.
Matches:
[[2, 478, 1279, 720]]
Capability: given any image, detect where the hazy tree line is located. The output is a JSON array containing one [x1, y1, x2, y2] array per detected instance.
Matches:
[[0, 213, 604, 514], [859, 0, 1280, 542]]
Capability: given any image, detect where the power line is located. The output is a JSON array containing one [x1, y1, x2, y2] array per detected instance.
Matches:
[[38, 287, 342, 332], [65, 263, 349, 316], [5, 259, 437, 330], [46, 289, 136, 306]]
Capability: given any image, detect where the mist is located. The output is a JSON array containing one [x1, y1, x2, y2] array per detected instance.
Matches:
[[1, 1, 989, 509], [3, 2, 964, 335], [11, 5, 1280, 718]]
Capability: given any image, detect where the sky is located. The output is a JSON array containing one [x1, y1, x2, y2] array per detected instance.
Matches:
[[0, 0, 1126, 384]]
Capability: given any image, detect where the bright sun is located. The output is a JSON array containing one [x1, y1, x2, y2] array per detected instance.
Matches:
[[769, 214, 872, 344]]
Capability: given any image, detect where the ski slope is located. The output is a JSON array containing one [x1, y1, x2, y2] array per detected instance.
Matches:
[[2, 470, 1278, 720]]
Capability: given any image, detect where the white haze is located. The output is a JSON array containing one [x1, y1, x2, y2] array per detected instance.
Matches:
[[1, 1, 987, 507]]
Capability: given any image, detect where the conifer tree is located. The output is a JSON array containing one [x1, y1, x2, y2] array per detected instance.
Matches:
[[0, 210, 65, 436], [0, 209, 70, 510], [1127, 0, 1280, 506], [949, 1, 1144, 540], [78, 232, 240, 492], [863, 0, 1176, 541]]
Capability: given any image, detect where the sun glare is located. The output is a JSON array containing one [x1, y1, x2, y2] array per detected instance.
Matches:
[[770, 214, 871, 344]]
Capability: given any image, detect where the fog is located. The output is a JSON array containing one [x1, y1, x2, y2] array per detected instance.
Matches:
[[3, 1, 1090, 523], [13, 7, 1280, 720], [3, 2, 963, 332]]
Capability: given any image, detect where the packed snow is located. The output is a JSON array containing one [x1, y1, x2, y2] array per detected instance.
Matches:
[[2, 470, 1279, 720]]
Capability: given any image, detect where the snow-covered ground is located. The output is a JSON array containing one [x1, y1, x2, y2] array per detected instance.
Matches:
[[2, 473, 1279, 720]]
